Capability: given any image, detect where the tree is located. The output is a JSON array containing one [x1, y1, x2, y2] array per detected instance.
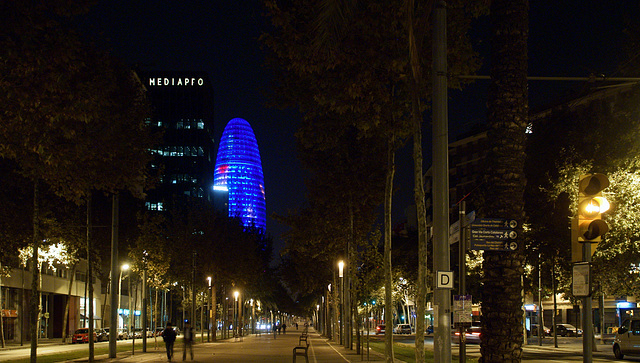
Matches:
[[0, 2, 156, 359], [480, 0, 529, 361], [263, 1, 483, 360]]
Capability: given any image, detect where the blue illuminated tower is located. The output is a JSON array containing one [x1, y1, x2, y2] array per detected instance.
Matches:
[[214, 118, 266, 231]]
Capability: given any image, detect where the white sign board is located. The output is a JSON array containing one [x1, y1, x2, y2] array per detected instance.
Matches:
[[436, 271, 454, 289], [453, 295, 472, 324], [572, 262, 591, 297]]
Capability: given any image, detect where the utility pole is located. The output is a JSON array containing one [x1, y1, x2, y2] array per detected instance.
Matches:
[[432, 1, 452, 362]]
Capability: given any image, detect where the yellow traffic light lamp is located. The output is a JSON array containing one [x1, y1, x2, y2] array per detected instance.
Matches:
[[572, 173, 610, 262], [577, 173, 610, 242]]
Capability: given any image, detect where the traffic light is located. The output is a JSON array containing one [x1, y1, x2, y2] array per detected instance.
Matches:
[[577, 173, 610, 242]]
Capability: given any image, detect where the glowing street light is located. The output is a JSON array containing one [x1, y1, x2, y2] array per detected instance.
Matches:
[[118, 263, 130, 331]]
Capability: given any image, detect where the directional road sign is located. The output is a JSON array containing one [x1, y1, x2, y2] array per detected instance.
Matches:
[[470, 217, 519, 251]]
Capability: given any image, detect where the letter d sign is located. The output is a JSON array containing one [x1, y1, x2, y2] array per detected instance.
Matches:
[[436, 271, 454, 289]]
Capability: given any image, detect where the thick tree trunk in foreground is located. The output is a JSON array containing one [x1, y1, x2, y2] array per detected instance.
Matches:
[[481, 0, 529, 362]]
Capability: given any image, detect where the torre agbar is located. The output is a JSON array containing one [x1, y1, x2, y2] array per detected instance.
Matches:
[[214, 118, 266, 231]]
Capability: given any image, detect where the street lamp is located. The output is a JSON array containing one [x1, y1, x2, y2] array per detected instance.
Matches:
[[234, 291, 239, 337], [338, 260, 344, 345], [207, 277, 212, 342], [118, 263, 130, 331]]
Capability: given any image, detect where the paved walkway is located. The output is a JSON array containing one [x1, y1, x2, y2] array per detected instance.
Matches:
[[63, 328, 391, 363], [0, 328, 390, 363]]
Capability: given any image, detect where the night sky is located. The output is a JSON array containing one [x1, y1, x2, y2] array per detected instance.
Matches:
[[82, 1, 638, 256]]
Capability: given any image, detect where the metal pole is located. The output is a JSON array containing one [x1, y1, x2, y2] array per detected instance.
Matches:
[[128, 270, 132, 338], [538, 251, 543, 345], [582, 242, 593, 362], [142, 266, 147, 352], [433, 1, 451, 362], [458, 201, 466, 361], [109, 193, 118, 358], [208, 277, 212, 341]]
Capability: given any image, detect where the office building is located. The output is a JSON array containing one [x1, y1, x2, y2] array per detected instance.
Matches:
[[214, 118, 266, 231]]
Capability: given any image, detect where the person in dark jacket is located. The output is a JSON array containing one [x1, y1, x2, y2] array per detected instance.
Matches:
[[162, 322, 177, 361]]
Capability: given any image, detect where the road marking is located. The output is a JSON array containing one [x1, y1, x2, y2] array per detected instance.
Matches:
[[326, 341, 351, 362], [310, 342, 318, 363]]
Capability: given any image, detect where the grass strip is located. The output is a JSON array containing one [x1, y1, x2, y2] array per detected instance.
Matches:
[[368, 341, 478, 363]]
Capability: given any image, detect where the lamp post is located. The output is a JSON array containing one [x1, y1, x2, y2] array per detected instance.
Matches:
[[207, 277, 212, 342], [118, 264, 130, 332], [338, 260, 344, 346], [234, 291, 239, 337]]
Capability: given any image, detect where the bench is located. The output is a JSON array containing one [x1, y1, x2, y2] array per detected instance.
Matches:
[[292, 341, 310, 363], [298, 332, 308, 345]]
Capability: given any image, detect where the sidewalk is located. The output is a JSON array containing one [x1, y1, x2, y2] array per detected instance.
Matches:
[[62, 328, 395, 363]]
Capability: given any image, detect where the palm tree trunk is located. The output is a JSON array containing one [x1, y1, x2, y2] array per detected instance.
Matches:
[[481, 0, 529, 361], [384, 136, 395, 363], [61, 263, 78, 343]]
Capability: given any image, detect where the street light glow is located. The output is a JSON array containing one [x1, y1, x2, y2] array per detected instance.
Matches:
[[234, 290, 239, 301], [338, 260, 344, 278], [122, 263, 130, 271]]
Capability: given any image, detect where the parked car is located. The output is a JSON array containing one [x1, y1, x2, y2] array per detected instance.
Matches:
[[155, 327, 164, 337], [452, 326, 482, 344], [72, 328, 97, 344], [103, 327, 125, 340], [426, 325, 434, 334], [551, 323, 582, 337], [393, 324, 412, 334], [530, 324, 551, 336], [118, 329, 130, 340], [95, 328, 107, 342], [375, 324, 385, 335], [132, 328, 144, 339], [613, 317, 640, 359]]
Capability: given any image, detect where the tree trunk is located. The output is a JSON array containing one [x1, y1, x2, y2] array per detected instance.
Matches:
[[480, 0, 529, 362], [87, 194, 95, 362], [30, 179, 40, 363], [406, 1, 428, 360], [62, 263, 78, 343], [100, 273, 110, 333], [384, 137, 395, 362], [211, 276, 217, 341], [1, 262, 5, 348], [154, 287, 158, 349]]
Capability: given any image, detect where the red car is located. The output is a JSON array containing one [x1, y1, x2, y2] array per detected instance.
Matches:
[[72, 328, 97, 344]]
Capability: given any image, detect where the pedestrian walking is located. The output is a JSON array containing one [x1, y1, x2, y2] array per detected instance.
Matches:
[[162, 322, 177, 362], [277, 323, 281, 334], [296, 322, 299, 330], [183, 320, 194, 361], [282, 323, 287, 334]]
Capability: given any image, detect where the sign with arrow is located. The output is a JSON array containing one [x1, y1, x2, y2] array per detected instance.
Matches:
[[470, 218, 519, 251]]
